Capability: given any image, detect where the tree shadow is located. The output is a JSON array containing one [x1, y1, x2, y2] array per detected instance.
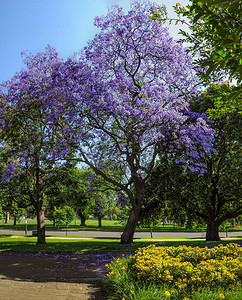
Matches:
[[0, 252, 123, 299]]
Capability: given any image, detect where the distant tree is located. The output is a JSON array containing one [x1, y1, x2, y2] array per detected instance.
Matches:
[[53, 206, 76, 236], [91, 192, 113, 228], [44, 166, 90, 227], [68, 168, 94, 227], [82, 167, 120, 228]]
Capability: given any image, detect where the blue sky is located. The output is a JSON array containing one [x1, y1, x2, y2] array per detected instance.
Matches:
[[0, 0, 189, 82]]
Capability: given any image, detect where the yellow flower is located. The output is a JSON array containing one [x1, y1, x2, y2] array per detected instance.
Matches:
[[219, 294, 225, 299], [118, 262, 122, 265], [122, 267, 125, 270], [122, 254, 125, 256], [130, 290, 134, 294], [176, 2, 180, 6], [122, 298, 125, 300], [165, 291, 171, 297], [105, 264, 109, 268]]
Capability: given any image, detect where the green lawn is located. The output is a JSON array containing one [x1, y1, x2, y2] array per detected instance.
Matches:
[[1, 218, 241, 232], [0, 236, 241, 253]]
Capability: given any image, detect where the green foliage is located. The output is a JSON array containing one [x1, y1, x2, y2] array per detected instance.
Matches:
[[44, 166, 92, 226], [175, 0, 242, 81], [205, 83, 241, 118], [151, 0, 242, 116], [53, 206, 76, 227]]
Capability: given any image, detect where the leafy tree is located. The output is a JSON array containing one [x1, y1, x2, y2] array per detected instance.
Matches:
[[151, 0, 242, 116], [45, 166, 91, 227], [9, 203, 26, 226], [70, 168, 95, 226], [53, 206, 76, 235], [84, 167, 122, 228], [144, 83, 241, 241], [0, 145, 28, 225]]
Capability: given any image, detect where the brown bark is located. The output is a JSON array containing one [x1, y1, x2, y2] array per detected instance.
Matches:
[[5, 212, 10, 224], [36, 200, 46, 244], [149, 226, 153, 238], [121, 173, 144, 244], [206, 220, 220, 241], [13, 216, 17, 226], [78, 212, 86, 227], [98, 216, 102, 228], [120, 206, 141, 244]]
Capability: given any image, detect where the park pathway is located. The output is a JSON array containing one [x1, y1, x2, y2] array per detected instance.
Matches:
[[0, 252, 128, 300], [0, 229, 241, 239]]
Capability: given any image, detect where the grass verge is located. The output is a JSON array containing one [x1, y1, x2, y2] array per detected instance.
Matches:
[[0, 236, 241, 254]]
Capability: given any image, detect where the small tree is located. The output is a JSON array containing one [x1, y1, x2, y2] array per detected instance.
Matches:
[[53, 206, 76, 236]]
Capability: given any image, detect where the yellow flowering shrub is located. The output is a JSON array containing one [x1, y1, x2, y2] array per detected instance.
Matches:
[[131, 244, 242, 291]]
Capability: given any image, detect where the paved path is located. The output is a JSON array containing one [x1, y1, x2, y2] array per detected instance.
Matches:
[[0, 229, 241, 239], [0, 252, 127, 300]]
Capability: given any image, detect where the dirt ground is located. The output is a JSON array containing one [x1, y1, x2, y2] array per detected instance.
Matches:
[[0, 252, 126, 300]]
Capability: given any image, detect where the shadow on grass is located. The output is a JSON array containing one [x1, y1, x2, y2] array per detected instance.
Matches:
[[1, 236, 242, 254]]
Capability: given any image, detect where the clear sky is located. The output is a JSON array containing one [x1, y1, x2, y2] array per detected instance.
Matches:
[[0, 0, 189, 83]]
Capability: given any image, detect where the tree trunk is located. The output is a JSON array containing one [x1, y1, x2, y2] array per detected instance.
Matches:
[[121, 174, 144, 244], [121, 207, 140, 244], [5, 212, 10, 224], [206, 220, 220, 241], [149, 226, 153, 238], [79, 212, 86, 227], [98, 216, 102, 228], [36, 200, 46, 244], [13, 216, 17, 226]]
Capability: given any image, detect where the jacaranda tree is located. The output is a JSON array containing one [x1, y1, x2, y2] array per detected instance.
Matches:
[[0, 46, 75, 244], [46, 1, 215, 244], [1, 2, 215, 244]]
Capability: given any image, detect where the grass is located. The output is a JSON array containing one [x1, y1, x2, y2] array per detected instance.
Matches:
[[1, 218, 241, 232], [0, 236, 241, 254]]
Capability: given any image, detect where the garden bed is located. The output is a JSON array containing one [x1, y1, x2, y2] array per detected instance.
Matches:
[[104, 243, 242, 300]]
